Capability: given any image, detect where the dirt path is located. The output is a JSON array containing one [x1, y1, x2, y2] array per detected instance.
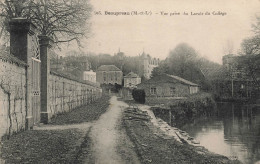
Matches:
[[86, 96, 140, 164]]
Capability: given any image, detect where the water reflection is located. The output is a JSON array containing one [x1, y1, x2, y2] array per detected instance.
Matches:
[[181, 103, 260, 164]]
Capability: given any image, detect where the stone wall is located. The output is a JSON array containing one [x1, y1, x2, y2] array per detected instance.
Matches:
[[0, 19, 103, 139], [0, 55, 27, 139], [47, 71, 102, 120]]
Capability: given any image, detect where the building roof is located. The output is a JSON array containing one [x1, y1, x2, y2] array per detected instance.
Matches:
[[138, 73, 199, 86], [84, 70, 96, 75], [165, 74, 198, 86], [124, 72, 140, 78], [97, 65, 121, 71]]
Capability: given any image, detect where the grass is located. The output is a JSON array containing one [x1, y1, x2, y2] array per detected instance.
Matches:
[[50, 95, 110, 125], [0, 95, 111, 163], [0, 129, 83, 163]]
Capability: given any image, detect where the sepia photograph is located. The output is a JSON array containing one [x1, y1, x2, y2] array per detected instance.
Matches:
[[0, 0, 260, 163]]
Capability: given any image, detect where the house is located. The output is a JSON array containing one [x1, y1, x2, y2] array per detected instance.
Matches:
[[137, 73, 199, 97], [96, 65, 123, 85], [124, 72, 141, 88], [83, 70, 96, 83]]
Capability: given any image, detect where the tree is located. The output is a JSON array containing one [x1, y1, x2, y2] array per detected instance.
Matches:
[[167, 43, 201, 81], [239, 15, 260, 90], [240, 15, 260, 56], [165, 43, 214, 91], [0, 0, 92, 46], [151, 60, 169, 77], [240, 36, 260, 56]]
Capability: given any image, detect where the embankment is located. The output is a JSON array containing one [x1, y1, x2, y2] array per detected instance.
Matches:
[[153, 92, 217, 127], [123, 105, 241, 164]]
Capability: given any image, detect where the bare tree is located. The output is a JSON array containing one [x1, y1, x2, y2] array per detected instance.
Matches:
[[0, 0, 92, 46], [240, 35, 260, 56]]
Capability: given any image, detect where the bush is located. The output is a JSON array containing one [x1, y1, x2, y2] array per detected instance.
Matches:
[[132, 89, 146, 104], [170, 92, 217, 127]]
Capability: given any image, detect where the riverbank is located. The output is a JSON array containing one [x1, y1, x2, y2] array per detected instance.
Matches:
[[149, 92, 217, 127], [123, 104, 241, 164]]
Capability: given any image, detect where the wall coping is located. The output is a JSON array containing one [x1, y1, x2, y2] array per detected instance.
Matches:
[[9, 18, 37, 35], [0, 52, 28, 67], [50, 71, 100, 88]]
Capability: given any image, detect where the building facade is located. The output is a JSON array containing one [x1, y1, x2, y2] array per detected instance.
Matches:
[[124, 72, 141, 88], [96, 65, 123, 85], [137, 74, 199, 97], [83, 70, 96, 83]]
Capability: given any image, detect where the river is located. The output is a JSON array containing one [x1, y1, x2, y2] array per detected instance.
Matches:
[[181, 102, 260, 164]]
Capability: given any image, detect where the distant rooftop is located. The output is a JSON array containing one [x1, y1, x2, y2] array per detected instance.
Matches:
[[97, 65, 121, 71], [165, 74, 198, 86], [140, 73, 199, 86], [124, 72, 140, 78]]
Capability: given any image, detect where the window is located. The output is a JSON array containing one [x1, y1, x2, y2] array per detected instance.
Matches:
[[115, 72, 117, 81], [103, 72, 106, 81], [151, 87, 156, 94]]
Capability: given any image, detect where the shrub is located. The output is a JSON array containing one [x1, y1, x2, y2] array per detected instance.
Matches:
[[170, 92, 217, 127], [132, 89, 146, 104]]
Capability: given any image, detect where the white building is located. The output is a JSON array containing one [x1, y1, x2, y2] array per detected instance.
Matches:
[[124, 72, 141, 88], [83, 70, 96, 83], [139, 52, 160, 79]]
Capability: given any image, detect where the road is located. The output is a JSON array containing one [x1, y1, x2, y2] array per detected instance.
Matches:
[[84, 96, 140, 164]]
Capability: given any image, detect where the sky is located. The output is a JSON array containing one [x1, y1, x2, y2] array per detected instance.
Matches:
[[72, 0, 259, 63]]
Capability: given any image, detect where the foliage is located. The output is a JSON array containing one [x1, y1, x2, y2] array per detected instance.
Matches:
[[132, 88, 145, 104], [240, 36, 260, 56], [1, 129, 83, 163], [167, 43, 205, 84], [50, 95, 110, 125], [154, 43, 218, 91], [170, 92, 217, 127], [63, 51, 143, 76], [239, 15, 260, 89], [0, 0, 92, 46], [151, 60, 169, 77]]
